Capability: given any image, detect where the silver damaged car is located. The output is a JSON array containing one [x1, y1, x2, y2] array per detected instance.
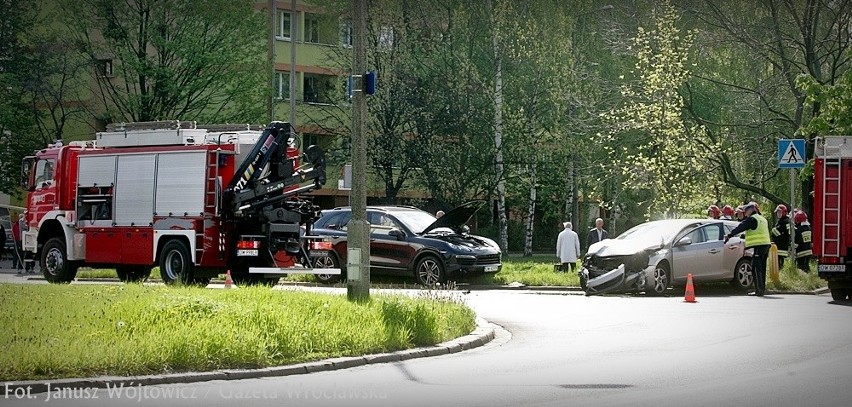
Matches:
[[580, 219, 754, 296]]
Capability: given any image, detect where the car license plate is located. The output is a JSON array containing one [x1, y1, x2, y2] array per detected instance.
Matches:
[[818, 264, 846, 273], [484, 265, 499, 272], [309, 250, 329, 258], [237, 249, 258, 257]]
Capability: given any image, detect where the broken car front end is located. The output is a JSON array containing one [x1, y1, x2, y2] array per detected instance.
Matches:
[[580, 251, 653, 295]]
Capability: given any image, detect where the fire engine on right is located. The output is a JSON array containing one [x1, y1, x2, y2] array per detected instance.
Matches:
[[813, 137, 852, 301]]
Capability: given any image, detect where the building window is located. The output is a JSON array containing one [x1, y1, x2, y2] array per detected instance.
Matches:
[[305, 13, 320, 43], [303, 74, 336, 104], [378, 26, 394, 51], [274, 71, 290, 100], [341, 20, 353, 48], [305, 13, 337, 45], [303, 133, 318, 148], [98, 59, 113, 77], [276, 10, 292, 40]]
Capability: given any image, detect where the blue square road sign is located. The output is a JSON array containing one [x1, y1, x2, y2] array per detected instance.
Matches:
[[778, 139, 806, 169]]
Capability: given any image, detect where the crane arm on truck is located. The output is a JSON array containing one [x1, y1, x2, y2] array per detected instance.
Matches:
[[224, 121, 327, 217]]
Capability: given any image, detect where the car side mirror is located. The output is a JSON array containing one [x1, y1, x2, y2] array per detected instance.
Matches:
[[461, 225, 470, 234], [388, 229, 405, 240], [676, 236, 692, 247]]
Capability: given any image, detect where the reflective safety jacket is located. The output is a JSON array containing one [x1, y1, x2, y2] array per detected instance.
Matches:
[[794, 221, 813, 258], [771, 215, 791, 255], [729, 213, 771, 248]]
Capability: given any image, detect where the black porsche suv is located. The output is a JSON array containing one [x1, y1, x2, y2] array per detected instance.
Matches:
[[309, 201, 502, 285]]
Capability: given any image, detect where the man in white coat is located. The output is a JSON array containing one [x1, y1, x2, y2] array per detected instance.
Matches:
[[556, 221, 581, 272]]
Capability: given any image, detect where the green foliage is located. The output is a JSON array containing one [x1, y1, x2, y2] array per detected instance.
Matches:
[[0, 284, 475, 380], [0, 0, 51, 195], [61, 0, 267, 123], [601, 1, 709, 218], [798, 69, 852, 136]]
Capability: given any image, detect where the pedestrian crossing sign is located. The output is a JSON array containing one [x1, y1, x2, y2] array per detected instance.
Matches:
[[778, 139, 806, 168]]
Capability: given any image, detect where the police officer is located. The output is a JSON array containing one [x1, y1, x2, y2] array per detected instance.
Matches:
[[793, 210, 812, 272], [771, 204, 791, 268], [725, 202, 771, 296]]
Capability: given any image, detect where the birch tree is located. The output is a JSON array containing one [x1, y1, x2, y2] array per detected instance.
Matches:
[[602, 1, 708, 218]]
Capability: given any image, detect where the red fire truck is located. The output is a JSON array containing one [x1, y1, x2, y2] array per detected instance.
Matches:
[[813, 136, 852, 301], [20, 121, 338, 284]]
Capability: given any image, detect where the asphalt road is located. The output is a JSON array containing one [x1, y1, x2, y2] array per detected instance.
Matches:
[[2, 271, 851, 407]]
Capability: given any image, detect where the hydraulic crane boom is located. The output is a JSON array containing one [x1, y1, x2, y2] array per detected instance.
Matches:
[[225, 121, 327, 218]]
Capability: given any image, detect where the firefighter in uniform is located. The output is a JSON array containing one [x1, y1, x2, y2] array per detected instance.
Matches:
[[707, 205, 721, 219], [734, 205, 745, 221], [721, 205, 735, 220], [793, 210, 813, 272], [771, 204, 791, 268], [725, 202, 771, 296]]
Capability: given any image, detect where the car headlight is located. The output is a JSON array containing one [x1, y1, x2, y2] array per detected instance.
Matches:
[[480, 237, 500, 250]]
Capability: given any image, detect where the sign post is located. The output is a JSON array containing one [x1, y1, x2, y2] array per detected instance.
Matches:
[[778, 139, 806, 266]]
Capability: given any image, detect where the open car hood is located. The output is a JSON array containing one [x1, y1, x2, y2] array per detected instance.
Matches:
[[421, 201, 484, 234], [588, 237, 664, 257]]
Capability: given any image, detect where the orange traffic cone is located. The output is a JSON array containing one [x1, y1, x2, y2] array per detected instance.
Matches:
[[684, 273, 696, 303], [224, 270, 233, 289]]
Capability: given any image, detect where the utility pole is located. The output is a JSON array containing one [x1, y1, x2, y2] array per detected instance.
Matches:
[[288, 0, 297, 132], [268, 0, 276, 122], [347, 0, 370, 301]]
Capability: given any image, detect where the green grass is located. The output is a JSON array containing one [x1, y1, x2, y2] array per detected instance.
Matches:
[[0, 284, 475, 381], [75, 268, 124, 279], [767, 260, 826, 292], [468, 259, 580, 287]]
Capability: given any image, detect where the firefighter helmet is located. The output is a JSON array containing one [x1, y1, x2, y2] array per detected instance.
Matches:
[[774, 204, 788, 217], [793, 210, 808, 224], [722, 205, 734, 217], [707, 205, 721, 219]]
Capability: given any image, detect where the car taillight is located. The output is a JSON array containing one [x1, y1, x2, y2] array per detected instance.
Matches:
[[310, 241, 332, 250], [237, 240, 260, 249]]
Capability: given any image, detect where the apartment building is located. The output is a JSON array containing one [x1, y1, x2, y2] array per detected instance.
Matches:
[[260, 0, 353, 208]]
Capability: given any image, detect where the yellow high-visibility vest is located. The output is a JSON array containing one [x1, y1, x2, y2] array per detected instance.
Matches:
[[745, 214, 771, 248]]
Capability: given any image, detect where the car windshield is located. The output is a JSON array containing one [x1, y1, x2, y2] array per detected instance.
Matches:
[[616, 221, 698, 245], [391, 210, 439, 234]]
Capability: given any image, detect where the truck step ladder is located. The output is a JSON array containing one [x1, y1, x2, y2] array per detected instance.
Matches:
[[820, 138, 844, 258]]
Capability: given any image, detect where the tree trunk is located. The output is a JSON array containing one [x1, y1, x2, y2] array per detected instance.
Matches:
[[490, 0, 509, 254], [524, 166, 536, 257]]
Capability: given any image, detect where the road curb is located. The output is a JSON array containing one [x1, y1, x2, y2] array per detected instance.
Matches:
[[2, 318, 496, 394]]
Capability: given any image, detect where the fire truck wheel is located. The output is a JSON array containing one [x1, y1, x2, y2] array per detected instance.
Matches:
[[414, 255, 445, 286], [41, 237, 78, 284], [313, 253, 342, 284], [116, 266, 151, 283], [159, 240, 193, 285]]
